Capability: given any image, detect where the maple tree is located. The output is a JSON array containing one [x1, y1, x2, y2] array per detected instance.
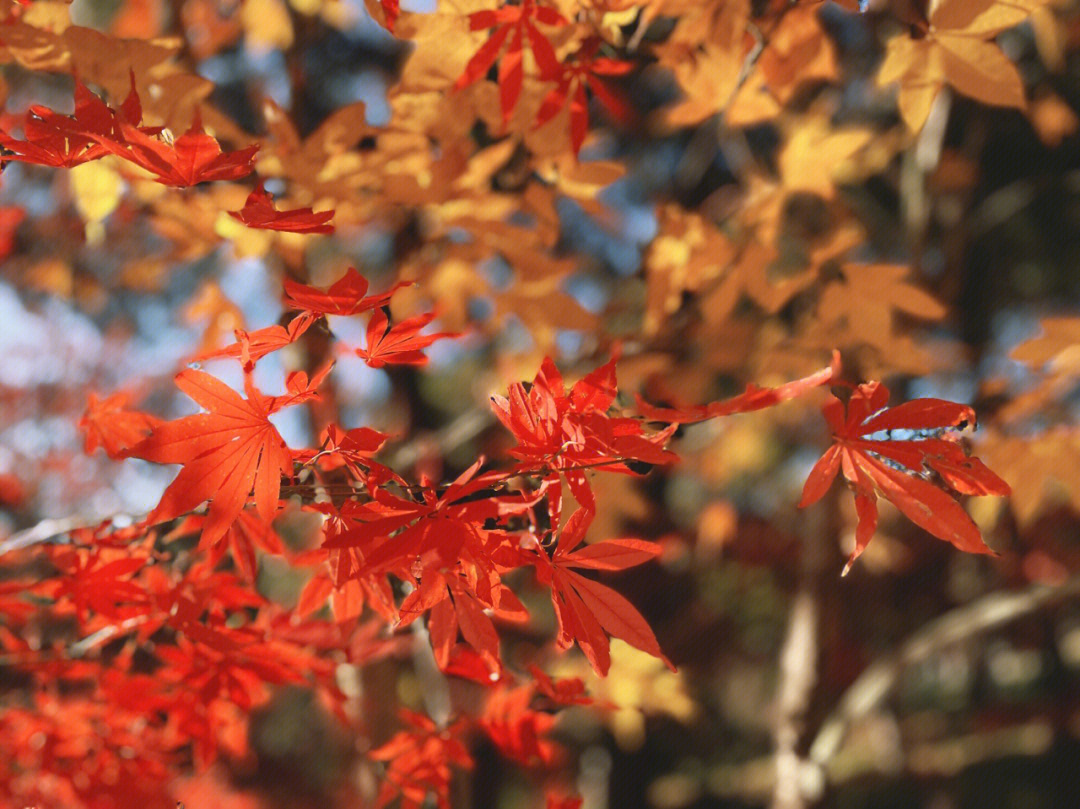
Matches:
[[3, 0, 1079, 807]]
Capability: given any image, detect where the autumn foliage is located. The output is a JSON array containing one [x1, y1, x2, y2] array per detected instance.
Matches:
[[9, 0, 1080, 806]]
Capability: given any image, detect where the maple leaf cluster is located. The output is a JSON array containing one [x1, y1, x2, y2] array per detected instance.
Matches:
[[0, 78, 256, 186], [32, 267, 1003, 809], [0, 79, 336, 234]]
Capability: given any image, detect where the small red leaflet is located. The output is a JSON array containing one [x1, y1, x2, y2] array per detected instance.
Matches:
[[283, 267, 412, 317], [80, 391, 161, 460], [228, 181, 335, 234], [381, 0, 400, 31], [369, 710, 473, 809], [194, 312, 316, 370], [636, 351, 840, 423], [353, 309, 456, 368], [535, 38, 635, 156]]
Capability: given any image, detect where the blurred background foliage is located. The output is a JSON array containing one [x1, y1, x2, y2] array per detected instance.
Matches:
[[6, 0, 1080, 807]]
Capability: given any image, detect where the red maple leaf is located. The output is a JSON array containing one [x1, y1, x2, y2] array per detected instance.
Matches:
[[172, 509, 288, 582], [405, 572, 501, 670], [528, 664, 593, 706], [453, 0, 567, 123], [0, 77, 147, 169], [111, 110, 258, 187], [535, 38, 635, 156], [294, 559, 397, 625], [80, 391, 161, 460], [39, 549, 148, 622], [547, 794, 584, 809], [380, 0, 400, 31], [323, 459, 505, 569], [353, 309, 455, 368], [400, 568, 527, 672], [293, 423, 406, 495], [799, 381, 1011, 574], [533, 507, 672, 676], [282, 267, 411, 317], [370, 710, 473, 809], [0, 474, 26, 509], [125, 369, 322, 548], [227, 181, 335, 234]]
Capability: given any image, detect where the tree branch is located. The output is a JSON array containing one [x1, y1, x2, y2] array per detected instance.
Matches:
[[807, 574, 1080, 771], [770, 502, 831, 809]]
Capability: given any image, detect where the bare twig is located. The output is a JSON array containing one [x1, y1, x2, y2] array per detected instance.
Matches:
[[710, 715, 1056, 805], [386, 407, 495, 471], [0, 515, 123, 556], [0, 613, 153, 667], [720, 0, 798, 125], [702, 577, 1080, 807]]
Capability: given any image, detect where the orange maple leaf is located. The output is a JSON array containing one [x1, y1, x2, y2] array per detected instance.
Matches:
[[80, 391, 161, 460], [877, 0, 1038, 131], [126, 370, 318, 548]]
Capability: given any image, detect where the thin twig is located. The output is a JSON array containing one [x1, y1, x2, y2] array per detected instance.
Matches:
[[720, 0, 799, 125], [0, 515, 123, 556], [0, 614, 153, 667]]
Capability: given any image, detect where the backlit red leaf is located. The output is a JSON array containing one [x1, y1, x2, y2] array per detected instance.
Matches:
[[228, 181, 335, 234]]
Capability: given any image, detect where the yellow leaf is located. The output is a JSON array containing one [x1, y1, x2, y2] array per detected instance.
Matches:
[[22, 1, 71, 33], [778, 117, 872, 197], [930, 0, 1044, 37], [69, 160, 124, 245], [898, 79, 944, 133], [241, 0, 294, 50], [937, 34, 1026, 109], [1029, 5, 1065, 71], [878, 35, 935, 87], [878, 19, 1028, 131]]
